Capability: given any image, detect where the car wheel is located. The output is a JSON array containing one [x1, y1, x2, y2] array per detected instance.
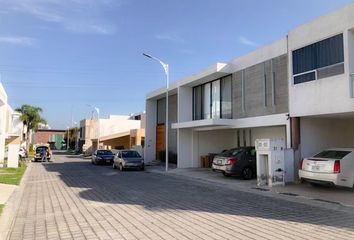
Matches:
[[140, 166, 145, 171], [113, 163, 117, 169], [119, 164, 124, 171], [310, 182, 320, 187], [242, 167, 253, 180], [222, 172, 231, 177]]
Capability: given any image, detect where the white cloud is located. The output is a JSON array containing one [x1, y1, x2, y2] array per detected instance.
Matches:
[[1, 0, 121, 35], [0, 36, 36, 46], [238, 36, 259, 47], [154, 32, 185, 43]]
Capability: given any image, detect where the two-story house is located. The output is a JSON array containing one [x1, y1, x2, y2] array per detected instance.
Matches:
[[145, 2, 354, 183]]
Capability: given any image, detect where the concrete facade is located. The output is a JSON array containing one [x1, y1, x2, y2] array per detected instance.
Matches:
[[145, 39, 291, 169], [145, 3, 354, 184]]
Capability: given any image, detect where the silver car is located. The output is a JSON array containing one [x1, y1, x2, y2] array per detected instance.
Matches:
[[113, 150, 144, 171]]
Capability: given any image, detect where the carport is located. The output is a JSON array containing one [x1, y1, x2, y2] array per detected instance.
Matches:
[[299, 114, 354, 158], [173, 113, 291, 169]]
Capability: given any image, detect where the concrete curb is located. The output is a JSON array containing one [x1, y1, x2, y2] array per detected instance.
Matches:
[[0, 163, 32, 240]]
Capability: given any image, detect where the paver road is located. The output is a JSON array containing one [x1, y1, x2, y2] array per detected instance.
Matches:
[[8, 153, 354, 240]]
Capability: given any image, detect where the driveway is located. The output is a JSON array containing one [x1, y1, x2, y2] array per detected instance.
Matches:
[[7, 153, 354, 240]]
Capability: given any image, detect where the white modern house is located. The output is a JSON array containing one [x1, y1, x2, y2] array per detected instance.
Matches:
[[145, 2, 354, 182], [0, 83, 23, 168]]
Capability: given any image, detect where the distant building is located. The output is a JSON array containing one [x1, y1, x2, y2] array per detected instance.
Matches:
[[32, 129, 66, 150], [79, 112, 145, 154]]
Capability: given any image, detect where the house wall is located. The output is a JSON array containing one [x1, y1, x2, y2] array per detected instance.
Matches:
[[99, 116, 141, 138], [145, 99, 157, 162], [233, 54, 288, 119], [154, 94, 178, 155], [101, 135, 130, 150], [288, 3, 354, 117], [300, 117, 354, 158], [177, 126, 287, 169]]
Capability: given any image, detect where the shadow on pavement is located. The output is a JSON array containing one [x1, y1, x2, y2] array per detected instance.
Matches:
[[43, 153, 354, 232]]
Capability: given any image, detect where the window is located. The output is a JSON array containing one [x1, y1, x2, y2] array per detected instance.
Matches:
[[221, 76, 232, 118], [211, 80, 220, 118], [193, 75, 232, 120], [193, 85, 202, 120], [157, 98, 166, 124], [314, 150, 350, 159], [292, 34, 344, 84], [203, 83, 211, 119]]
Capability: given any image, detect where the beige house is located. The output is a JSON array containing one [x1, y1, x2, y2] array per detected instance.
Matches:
[[79, 112, 145, 154]]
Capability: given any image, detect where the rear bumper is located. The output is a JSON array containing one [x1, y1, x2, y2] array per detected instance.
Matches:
[[299, 170, 340, 185], [212, 164, 241, 175], [123, 163, 144, 169], [97, 159, 113, 164]]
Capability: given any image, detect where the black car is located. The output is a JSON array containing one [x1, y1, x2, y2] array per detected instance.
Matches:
[[91, 150, 114, 165], [212, 147, 256, 179]]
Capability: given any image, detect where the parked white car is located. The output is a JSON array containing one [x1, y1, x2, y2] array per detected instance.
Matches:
[[299, 148, 354, 188]]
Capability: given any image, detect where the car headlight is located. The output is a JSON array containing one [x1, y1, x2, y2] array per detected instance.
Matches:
[[96, 157, 102, 160]]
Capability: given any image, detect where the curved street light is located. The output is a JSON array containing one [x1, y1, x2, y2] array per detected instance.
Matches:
[[143, 53, 169, 172]]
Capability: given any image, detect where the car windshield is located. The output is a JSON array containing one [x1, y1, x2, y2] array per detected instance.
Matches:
[[121, 151, 141, 158], [313, 150, 351, 159], [97, 150, 113, 155], [220, 148, 242, 157], [36, 147, 48, 153]]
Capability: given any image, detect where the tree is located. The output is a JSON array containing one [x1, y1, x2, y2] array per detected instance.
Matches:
[[15, 104, 47, 150]]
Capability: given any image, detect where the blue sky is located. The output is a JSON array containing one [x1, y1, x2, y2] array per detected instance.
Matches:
[[0, 0, 352, 129]]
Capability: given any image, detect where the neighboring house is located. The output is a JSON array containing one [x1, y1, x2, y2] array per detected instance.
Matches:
[[287, 3, 354, 166], [0, 83, 24, 168], [145, 3, 354, 182], [79, 112, 145, 154], [32, 129, 66, 150]]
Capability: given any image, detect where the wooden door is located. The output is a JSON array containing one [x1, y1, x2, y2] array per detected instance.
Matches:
[[156, 124, 165, 160]]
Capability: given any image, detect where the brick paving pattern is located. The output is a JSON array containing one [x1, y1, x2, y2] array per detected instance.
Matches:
[[8, 153, 354, 240]]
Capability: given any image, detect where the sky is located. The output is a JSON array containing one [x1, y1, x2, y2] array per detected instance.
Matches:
[[0, 0, 353, 129]]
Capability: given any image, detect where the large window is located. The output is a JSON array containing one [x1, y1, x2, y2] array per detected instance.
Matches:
[[211, 80, 220, 118], [292, 33, 344, 84], [221, 76, 232, 118], [203, 83, 211, 119], [193, 76, 232, 120]]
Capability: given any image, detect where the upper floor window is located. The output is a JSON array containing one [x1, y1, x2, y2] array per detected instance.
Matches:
[[292, 33, 344, 84], [193, 75, 232, 120]]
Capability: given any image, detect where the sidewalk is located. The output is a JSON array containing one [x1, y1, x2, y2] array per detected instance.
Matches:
[[0, 184, 18, 205], [146, 167, 354, 210]]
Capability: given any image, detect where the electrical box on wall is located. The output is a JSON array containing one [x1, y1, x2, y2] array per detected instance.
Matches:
[[255, 139, 285, 187]]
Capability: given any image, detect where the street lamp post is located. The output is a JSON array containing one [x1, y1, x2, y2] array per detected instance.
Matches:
[[143, 53, 169, 172]]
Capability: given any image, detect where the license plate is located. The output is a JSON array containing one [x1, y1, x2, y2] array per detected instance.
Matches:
[[106, 160, 111, 163], [217, 160, 222, 164], [312, 165, 321, 171]]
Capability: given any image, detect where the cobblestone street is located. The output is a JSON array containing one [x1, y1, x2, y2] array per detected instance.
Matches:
[[8, 153, 354, 240]]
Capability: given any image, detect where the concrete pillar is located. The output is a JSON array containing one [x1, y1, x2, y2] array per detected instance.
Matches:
[[144, 99, 157, 163]]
